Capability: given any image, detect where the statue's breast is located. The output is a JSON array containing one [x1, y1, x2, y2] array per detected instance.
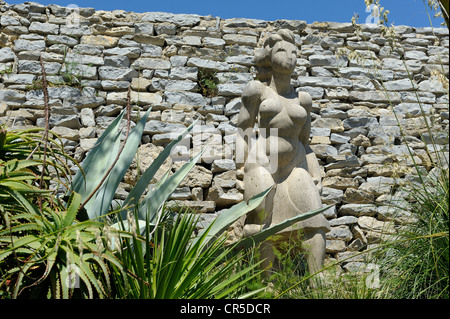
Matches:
[[259, 96, 307, 129]]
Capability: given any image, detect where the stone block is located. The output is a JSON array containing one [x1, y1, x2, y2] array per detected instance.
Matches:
[[326, 226, 353, 241], [141, 12, 201, 27], [176, 164, 213, 188], [338, 204, 378, 217], [326, 240, 346, 254], [296, 76, 353, 88], [14, 39, 46, 52], [154, 23, 177, 35], [49, 114, 80, 129], [60, 25, 92, 37], [143, 120, 186, 135], [223, 34, 257, 46], [357, 216, 396, 234], [165, 91, 206, 107], [0, 47, 16, 62], [322, 176, 359, 190], [309, 54, 348, 67], [80, 35, 119, 48], [211, 159, 236, 173], [343, 188, 375, 204], [187, 57, 230, 72], [98, 66, 138, 81], [329, 216, 358, 227], [29, 22, 59, 35]]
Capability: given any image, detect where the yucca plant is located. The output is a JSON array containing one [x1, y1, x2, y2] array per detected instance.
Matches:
[[111, 206, 265, 299], [108, 187, 331, 299]]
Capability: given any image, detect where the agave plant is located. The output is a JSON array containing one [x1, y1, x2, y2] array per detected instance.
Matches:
[[68, 106, 206, 234]]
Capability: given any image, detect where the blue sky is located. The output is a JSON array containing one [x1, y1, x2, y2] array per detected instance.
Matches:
[[4, 0, 446, 28]]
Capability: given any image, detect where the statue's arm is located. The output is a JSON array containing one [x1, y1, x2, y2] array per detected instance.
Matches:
[[298, 91, 322, 192], [236, 81, 261, 175]]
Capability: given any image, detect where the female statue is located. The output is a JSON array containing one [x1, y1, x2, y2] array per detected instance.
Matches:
[[236, 29, 330, 276]]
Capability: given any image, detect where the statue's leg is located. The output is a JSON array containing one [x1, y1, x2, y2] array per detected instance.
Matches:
[[260, 240, 275, 278], [272, 167, 329, 276], [301, 229, 326, 275], [243, 165, 275, 231], [242, 165, 276, 277]]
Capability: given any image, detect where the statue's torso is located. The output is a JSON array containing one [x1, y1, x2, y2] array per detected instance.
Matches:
[[249, 86, 308, 171]]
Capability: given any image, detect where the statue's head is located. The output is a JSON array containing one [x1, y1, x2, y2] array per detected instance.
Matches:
[[254, 29, 297, 82]]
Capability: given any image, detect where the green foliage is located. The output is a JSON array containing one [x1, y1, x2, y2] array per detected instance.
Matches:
[[0, 192, 122, 298], [0, 125, 73, 218], [375, 168, 449, 299], [197, 69, 218, 97], [59, 62, 83, 88], [70, 108, 152, 221], [58, 48, 86, 88], [112, 207, 264, 299], [0, 65, 13, 76], [0, 125, 125, 298]]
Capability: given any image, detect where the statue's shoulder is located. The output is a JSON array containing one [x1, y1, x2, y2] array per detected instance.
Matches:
[[242, 80, 265, 98]]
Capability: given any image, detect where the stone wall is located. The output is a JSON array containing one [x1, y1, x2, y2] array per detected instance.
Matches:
[[1, 1, 449, 270]]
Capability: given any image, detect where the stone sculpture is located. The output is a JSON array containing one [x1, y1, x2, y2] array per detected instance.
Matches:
[[236, 29, 331, 276]]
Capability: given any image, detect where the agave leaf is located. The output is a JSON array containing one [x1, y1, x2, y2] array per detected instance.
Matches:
[[232, 205, 332, 251], [0, 250, 14, 263], [0, 180, 50, 194], [137, 150, 203, 234], [119, 119, 198, 220], [71, 111, 124, 197], [87, 109, 151, 219], [115, 169, 171, 234], [68, 255, 93, 299], [58, 263, 71, 299], [110, 219, 150, 236], [84, 253, 111, 293], [192, 186, 273, 250], [13, 259, 36, 298]]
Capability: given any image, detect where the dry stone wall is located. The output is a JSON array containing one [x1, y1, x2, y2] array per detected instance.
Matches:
[[1, 1, 449, 270]]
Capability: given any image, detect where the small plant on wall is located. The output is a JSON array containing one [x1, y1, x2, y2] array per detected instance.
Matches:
[[197, 68, 219, 97]]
